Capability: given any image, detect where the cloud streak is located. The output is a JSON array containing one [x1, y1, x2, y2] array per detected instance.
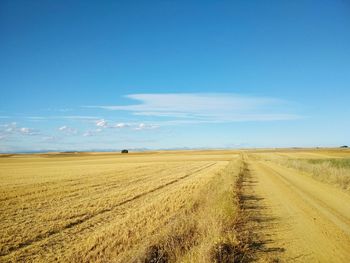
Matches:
[[58, 125, 78, 135], [82, 129, 102, 137], [0, 122, 40, 140], [93, 119, 159, 131], [90, 93, 300, 123]]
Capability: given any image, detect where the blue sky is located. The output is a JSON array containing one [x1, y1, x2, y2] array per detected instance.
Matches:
[[0, 0, 349, 152]]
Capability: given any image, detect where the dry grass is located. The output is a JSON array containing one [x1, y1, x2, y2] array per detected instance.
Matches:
[[133, 156, 253, 263], [0, 150, 246, 262], [254, 151, 350, 193], [282, 158, 350, 193]]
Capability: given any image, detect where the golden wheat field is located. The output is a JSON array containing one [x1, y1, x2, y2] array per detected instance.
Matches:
[[1, 148, 350, 262]]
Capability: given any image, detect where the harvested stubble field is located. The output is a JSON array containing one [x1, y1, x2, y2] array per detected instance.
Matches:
[[0, 151, 246, 262], [1, 148, 350, 263]]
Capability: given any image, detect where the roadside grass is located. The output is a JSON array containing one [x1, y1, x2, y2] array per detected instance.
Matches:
[[307, 158, 350, 169], [134, 158, 252, 263], [283, 158, 350, 193]]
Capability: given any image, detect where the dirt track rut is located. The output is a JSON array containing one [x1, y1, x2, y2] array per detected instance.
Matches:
[[246, 156, 350, 262]]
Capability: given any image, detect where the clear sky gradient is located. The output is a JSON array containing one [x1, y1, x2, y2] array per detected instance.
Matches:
[[1, 0, 349, 152]]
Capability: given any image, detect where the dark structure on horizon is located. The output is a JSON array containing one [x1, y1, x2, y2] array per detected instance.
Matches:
[[121, 149, 129, 153]]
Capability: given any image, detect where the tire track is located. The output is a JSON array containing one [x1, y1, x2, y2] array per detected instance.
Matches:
[[249, 157, 350, 262]]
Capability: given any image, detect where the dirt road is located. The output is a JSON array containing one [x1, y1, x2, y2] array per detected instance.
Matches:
[[245, 156, 350, 262]]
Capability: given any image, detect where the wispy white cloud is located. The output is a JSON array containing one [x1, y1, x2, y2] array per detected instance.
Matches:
[[0, 122, 40, 139], [83, 128, 102, 137], [57, 108, 73, 112], [19, 127, 40, 135], [93, 119, 158, 131], [2, 122, 17, 132], [96, 119, 108, 128], [58, 115, 100, 120], [26, 116, 47, 122], [134, 123, 160, 130], [41, 136, 60, 142], [89, 93, 300, 123], [23, 115, 100, 121], [82, 131, 93, 137], [114, 123, 129, 128], [44, 108, 73, 113], [58, 125, 78, 135]]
